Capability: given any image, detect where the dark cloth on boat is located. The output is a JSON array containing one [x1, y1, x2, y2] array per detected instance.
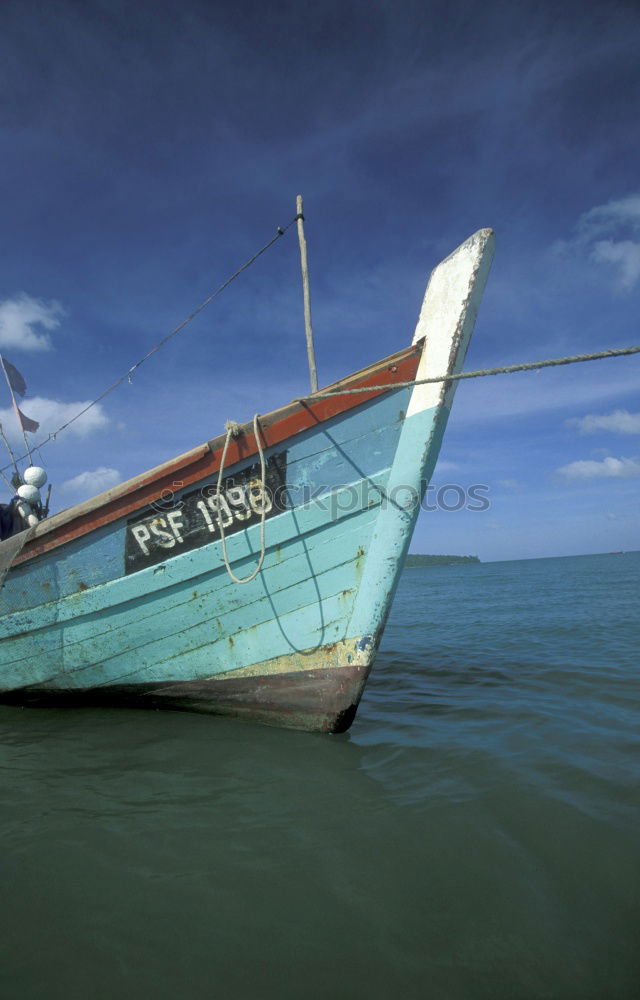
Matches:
[[0, 499, 18, 541]]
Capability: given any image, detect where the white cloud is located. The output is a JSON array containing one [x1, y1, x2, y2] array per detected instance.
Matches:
[[556, 456, 640, 481], [498, 478, 521, 490], [60, 467, 121, 498], [0, 397, 109, 447], [0, 294, 64, 352], [577, 195, 640, 239], [555, 194, 640, 290], [590, 240, 640, 290], [566, 409, 640, 435]]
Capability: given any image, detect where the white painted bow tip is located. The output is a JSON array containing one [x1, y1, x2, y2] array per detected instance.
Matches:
[[406, 227, 495, 417], [412, 228, 496, 348]]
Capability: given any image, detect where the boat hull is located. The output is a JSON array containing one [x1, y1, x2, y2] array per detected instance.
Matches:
[[0, 229, 495, 732], [0, 388, 414, 732]]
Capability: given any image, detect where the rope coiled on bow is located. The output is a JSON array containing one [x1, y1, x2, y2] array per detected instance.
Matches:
[[216, 414, 266, 584]]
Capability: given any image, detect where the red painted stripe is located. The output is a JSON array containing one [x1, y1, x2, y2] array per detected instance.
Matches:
[[16, 345, 421, 564]]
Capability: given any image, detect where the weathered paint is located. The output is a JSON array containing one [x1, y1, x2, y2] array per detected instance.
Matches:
[[0, 230, 494, 732]]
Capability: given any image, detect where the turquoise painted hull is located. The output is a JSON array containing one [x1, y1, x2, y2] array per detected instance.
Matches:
[[0, 228, 494, 731], [0, 389, 439, 730]]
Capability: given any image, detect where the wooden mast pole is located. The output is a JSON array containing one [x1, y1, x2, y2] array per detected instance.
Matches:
[[296, 195, 318, 394]]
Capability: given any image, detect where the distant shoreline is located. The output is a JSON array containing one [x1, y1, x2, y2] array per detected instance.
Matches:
[[485, 550, 639, 564], [405, 554, 480, 567]]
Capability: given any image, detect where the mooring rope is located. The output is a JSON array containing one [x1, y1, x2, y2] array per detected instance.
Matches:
[[297, 345, 640, 400], [216, 414, 267, 584], [0, 217, 299, 475], [212, 342, 640, 584]]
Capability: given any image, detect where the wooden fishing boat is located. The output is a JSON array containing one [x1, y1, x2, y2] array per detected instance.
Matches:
[[0, 229, 494, 732]]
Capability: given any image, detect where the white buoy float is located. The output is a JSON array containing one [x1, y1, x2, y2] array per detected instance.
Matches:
[[17, 483, 41, 505], [14, 483, 41, 529], [23, 466, 47, 488]]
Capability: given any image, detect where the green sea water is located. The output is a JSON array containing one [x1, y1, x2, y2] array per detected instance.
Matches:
[[1, 552, 638, 999]]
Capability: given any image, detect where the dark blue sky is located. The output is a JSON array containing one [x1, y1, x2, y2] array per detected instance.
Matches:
[[1, 0, 638, 558]]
